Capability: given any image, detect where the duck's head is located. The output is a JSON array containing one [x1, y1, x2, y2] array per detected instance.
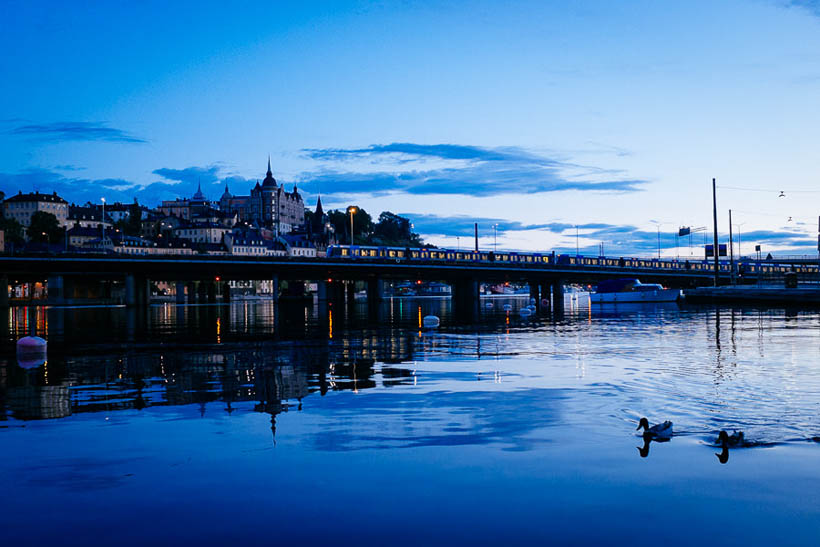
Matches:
[[636, 417, 649, 431], [717, 430, 729, 444]]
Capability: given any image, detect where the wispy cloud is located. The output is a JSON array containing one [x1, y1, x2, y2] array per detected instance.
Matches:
[[299, 143, 646, 197], [7, 121, 146, 144], [402, 213, 817, 255], [153, 166, 221, 186], [786, 0, 820, 17]]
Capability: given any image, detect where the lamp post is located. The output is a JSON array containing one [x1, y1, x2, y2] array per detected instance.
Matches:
[[101, 197, 106, 241], [347, 206, 357, 245], [575, 225, 579, 256]]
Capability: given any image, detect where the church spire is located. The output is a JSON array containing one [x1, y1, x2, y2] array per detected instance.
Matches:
[[267, 155, 272, 177]]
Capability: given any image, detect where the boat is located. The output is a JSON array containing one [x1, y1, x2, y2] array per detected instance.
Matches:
[[590, 278, 682, 303]]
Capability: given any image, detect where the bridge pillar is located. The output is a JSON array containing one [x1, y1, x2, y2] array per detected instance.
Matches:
[[175, 281, 186, 305], [540, 281, 551, 309], [206, 282, 216, 303], [271, 275, 280, 302], [0, 275, 7, 308], [551, 280, 565, 314], [197, 281, 208, 303], [316, 280, 328, 302], [222, 282, 231, 302], [452, 278, 480, 321], [529, 282, 540, 312], [186, 282, 197, 304], [346, 281, 356, 307], [367, 279, 384, 303], [126, 275, 150, 307], [48, 275, 65, 305]]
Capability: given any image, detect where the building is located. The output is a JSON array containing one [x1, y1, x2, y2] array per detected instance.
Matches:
[[2, 191, 68, 227], [67, 225, 113, 247], [0, 229, 4, 253], [225, 231, 286, 256], [281, 233, 317, 258], [67, 204, 113, 229], [159, 181, 213, 220], [219, 158, 305, 235], [173, 221, 231, 245]]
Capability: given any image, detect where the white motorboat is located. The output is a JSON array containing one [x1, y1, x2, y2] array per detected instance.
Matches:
[[590, 278, 682, 304]]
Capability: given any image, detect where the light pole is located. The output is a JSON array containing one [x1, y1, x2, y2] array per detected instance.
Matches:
[[493, 224, 498, 252], [733, 222, 746, 258], [457, 236, 460, 251], [347, 206, 357, 245], [101, 197, 106, 241], [575, 225, 579, 256]]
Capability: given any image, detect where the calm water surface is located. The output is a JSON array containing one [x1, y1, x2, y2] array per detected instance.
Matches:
[[1, 297, 819, 545]]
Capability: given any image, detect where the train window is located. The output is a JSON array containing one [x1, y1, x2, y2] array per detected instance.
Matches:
[[341, 248, 349, 256], [353, 249, 360, 256]]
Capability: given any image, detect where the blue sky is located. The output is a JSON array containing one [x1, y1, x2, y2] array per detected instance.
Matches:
[[2, 0, 820, 256]]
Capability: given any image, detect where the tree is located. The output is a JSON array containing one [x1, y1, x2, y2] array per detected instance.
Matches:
[[372, 211, 424, 247], [0, 216, 25, 245], [27, 211, 64, 243], [125, 199, 143, 235], [328, 206, 373, 244]]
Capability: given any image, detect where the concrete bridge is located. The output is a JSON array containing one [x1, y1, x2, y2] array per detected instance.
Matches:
[[0, 253, 732, 315]]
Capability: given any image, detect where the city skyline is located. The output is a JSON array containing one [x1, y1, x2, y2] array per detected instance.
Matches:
[[3, 1, 820, 256]]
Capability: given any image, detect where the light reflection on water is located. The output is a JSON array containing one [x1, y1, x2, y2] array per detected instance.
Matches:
[[2, 298, 820, 544]]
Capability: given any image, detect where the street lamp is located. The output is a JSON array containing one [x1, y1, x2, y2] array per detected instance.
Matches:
[[101, 197, 106, 241], [733, 222, 746, 258], [347, 206, 357, 245], [575, 225, 579, 256]]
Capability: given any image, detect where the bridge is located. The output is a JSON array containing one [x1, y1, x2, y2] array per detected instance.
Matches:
[[0, 253, 737, 315]]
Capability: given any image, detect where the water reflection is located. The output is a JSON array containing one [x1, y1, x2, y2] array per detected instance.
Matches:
[[2, 299, 820, 448]]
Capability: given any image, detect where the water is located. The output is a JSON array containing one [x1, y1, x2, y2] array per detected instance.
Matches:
[[2, 298, 820, 545]]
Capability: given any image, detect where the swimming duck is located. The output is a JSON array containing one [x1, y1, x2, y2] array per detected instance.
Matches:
[[637, 417, 673, 440], [716, 430, 745, 447]]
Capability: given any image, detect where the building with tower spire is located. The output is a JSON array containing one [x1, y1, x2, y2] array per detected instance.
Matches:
[[219, 157, 305, 234]]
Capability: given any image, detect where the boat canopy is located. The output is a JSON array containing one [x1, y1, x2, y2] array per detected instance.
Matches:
[[595, 278, 639, 293]]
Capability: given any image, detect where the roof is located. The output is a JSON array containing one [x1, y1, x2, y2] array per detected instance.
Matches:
[[262, 157, 277, 188], [5, 191, 68, 204]]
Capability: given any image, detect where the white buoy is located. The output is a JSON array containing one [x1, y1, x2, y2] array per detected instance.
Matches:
[[17, 336, 47, 369], [485, 302, 494, 309], [519, 308, 532, 317], [422, 315, 440, 328], [502, 304, 513, 312]]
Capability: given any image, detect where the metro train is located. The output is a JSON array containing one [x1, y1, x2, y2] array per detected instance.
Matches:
[[325, 244, 818, 274]]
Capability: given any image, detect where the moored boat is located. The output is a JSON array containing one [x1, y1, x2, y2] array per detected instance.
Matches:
[[590, 278, 682, 303]]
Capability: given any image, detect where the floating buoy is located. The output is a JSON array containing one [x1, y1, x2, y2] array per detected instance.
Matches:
[[17, 336, 47, 369], [503, 304, 513, 312], [527, 304, 536, 312], [485, 302, 494, 309], [529, 298, 536, 306], [422, 315, 440, 328], [519, 308, 532, 317], [541, 298, 549, 308]]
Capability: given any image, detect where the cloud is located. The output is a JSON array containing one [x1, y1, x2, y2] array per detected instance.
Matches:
[[403, 213, 818, 256], [299, 143, 647, 197], [153, 166, 221, 186], [7, 122, 146, 144], [786, 1, 820, 17]]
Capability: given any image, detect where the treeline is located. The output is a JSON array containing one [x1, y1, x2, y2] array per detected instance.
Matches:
[[307, 208, 428, 248]]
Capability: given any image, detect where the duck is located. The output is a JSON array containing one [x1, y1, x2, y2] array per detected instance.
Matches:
[[636, 417, 673, 440], [716, 430, 745, 448]]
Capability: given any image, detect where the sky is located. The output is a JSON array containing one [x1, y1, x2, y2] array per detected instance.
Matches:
[[2, 0, 820, 257]]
